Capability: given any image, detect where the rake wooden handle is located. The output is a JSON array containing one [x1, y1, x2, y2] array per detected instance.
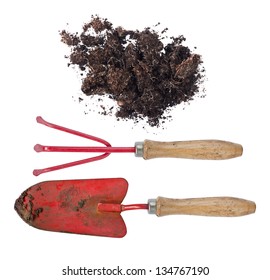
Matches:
[[155, 197, 256, 217], [142, 140, 243, 160]]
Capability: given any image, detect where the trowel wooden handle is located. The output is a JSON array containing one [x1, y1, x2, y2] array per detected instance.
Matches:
[[155, 197, 256, 217], [142, 140, 243, 160]]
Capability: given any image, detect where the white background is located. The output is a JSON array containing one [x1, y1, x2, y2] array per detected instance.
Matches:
[[1, 0, 269, 279]]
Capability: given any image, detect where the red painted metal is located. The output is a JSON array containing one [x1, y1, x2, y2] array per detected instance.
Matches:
[[34, 144, 135, 153], [121, 204, 149, 211], [15, 178, 131, 238], [33, 116, 135, 176], [98, 203, 148, 212], [33, 153, 110, 176]]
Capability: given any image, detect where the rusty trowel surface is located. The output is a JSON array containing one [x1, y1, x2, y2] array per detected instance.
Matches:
[[15, 178, 128, 238]]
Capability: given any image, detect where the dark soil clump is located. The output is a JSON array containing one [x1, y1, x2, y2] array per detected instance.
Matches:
[[60, 15, 205, 127]]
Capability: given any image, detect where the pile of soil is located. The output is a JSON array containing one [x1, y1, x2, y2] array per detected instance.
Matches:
[[60, 15, 205, 127]]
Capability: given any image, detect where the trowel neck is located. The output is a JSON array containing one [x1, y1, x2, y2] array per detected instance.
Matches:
[[98, 203, 148, 213]]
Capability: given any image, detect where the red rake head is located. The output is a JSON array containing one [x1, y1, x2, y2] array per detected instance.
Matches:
[[33, 117, 135, 176]]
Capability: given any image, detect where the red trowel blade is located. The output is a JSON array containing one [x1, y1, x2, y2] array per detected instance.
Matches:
[[15, 178, 128, 238]]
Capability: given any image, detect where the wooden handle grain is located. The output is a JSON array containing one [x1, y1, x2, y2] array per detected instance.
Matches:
[[143, 139, 243, 160], [156, 197, 256, 217]]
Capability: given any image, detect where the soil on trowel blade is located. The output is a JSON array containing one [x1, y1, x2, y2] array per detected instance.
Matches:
[[60, 15, 205, 127]]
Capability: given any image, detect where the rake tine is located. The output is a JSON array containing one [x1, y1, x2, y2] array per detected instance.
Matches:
[[33, 153, 110, 176], [36, 116, 111, 147]]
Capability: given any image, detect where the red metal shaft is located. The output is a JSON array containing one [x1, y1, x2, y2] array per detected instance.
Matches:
[[34, 144, 135, 153], [98, 203, 148, 213], [121, 204, 149, 211]]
